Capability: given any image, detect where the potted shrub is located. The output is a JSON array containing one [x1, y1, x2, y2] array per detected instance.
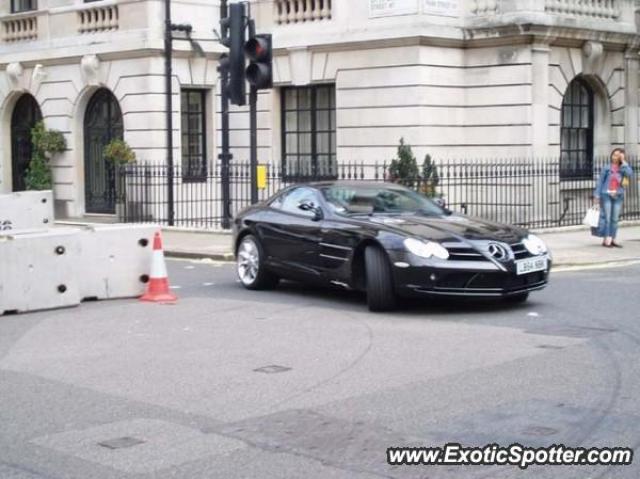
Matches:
[[103, 139, 136, 218], [387, 138, 419, 188], [103, 138, 136, 166], [420, 153, 440, 198], [25, 121, 67, 191]]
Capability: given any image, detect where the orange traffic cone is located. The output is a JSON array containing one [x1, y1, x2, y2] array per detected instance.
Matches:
[[140, 232, 177, 304]]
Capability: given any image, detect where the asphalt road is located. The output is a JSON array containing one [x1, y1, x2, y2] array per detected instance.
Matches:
[[0, 261, 639, 479]]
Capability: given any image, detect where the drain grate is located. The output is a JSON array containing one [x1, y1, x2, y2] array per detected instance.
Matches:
[[98, 436, 145, 450], [253, 365, 292, 374]]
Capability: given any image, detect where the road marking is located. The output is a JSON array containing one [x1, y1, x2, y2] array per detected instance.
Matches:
[[170, 285, 182, 290], [184, 265, 195, 270], [527, 312, 539, 317], [203, 282, 215, 286]]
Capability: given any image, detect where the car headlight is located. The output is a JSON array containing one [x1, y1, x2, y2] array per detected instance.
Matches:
[[522, 234, 548, 255], [404, 238, 449, 260]]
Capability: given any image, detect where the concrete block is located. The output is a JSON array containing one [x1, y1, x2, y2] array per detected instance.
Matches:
[[76, 225, 158, 300], [0, 190, 54, 232], [0, 229, 81, 314]]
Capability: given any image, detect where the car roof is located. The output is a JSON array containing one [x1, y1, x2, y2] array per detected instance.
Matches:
[[305, 180, 402, 188]]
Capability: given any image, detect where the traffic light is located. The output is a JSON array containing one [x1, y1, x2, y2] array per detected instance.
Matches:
[[220, 3, 246, 106], [245, 34, 272, 90]]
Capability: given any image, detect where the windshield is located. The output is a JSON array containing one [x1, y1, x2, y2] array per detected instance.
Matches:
[[321, 184, 445, 216]]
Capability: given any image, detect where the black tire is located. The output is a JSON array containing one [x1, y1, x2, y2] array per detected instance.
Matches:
[[504, 292, 529, 304], [236, 235, 279, 290], [364, 246, 397, 312]]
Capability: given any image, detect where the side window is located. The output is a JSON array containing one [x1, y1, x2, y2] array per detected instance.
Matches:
[[280, 187, 320, 217], [269, 193, 285, 209]]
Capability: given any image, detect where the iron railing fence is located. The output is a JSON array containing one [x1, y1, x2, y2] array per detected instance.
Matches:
[[116, 156, 640, 230]]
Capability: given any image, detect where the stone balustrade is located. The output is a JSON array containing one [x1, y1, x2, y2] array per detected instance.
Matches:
[[274, 0, 332, 24], [2, 15, 37, 42], [545, 0, 620, 19], [470, 0, 499, 16], [78, 5, 119, 34]]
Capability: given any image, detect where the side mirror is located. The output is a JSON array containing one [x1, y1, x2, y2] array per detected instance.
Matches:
[[434, 197, 453, 216], [434, 197, 447, 209], [298, 201, 324, 221]]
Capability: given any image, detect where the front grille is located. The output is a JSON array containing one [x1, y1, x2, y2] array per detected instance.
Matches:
[[433, 270, 547, 292], [436, 272, 503, 289], [444, 243, 488, 262], [510, 242, 532, 260]]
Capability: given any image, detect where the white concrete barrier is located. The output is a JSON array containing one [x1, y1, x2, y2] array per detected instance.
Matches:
[[0, 190, 54, 232], [77, 225, 158, 300], [0, 229, 81, 315]]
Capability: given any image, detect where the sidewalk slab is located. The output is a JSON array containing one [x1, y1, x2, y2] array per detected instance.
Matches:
[[162, 225, 640, 268], [162, 229, 234, 261], [538, 225, 640, 267], [55, 220, 640, 268]]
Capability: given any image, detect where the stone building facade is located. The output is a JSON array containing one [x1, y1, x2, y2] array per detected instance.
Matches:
[[1, 0, 639, 219]]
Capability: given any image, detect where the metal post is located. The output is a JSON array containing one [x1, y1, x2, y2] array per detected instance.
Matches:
[[164, 0, 175, 226], [219, 0, 232, 229], [249, 85, 258, 204], [247, 17, 258, 204]]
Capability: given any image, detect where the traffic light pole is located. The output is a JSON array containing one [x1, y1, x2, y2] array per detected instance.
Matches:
[[249, 85, 258, 205], [219, 68, 233, 229], [219, 0, 232, 229], [164, 0, 175, 226], [248, 18, 258, 205]]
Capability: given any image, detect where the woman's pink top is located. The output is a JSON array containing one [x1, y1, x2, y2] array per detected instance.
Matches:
[[608, 164, 620, 191]]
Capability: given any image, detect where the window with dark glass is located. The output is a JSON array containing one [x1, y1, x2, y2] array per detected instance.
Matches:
[[181, 90, 207, 181], [282, 85, 336, 180], [11, 0, 37, 13], [560, 78, 594, 179], [279, 187, 322, 217]]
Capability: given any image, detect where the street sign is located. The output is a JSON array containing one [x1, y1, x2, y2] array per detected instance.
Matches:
[[257, 165, 267, 190]]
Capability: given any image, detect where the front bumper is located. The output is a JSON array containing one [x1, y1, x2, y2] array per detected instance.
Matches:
[[389, 251, 551, 298]]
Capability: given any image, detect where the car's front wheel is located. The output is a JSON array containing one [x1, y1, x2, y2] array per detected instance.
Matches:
[[236, 235, 279, 290], [364, 246, 397, 312]]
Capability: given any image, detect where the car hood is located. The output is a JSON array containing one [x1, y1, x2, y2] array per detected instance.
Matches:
[[361, 214, 527, 244]]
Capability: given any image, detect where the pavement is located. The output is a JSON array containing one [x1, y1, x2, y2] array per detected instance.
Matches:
[[2, 259, 640, 478], [159, 223, 640, 269]]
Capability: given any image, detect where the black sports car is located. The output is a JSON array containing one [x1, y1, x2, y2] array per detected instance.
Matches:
[[233, 182, 551, 311]]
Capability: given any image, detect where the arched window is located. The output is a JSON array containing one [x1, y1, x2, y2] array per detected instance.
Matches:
[[84, 88, 123, 214], [560, 78, 594, 179], [11, 94, 42, 192]]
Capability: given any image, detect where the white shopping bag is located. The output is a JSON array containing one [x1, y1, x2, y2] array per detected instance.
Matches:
[[582, 206, 600, 228]]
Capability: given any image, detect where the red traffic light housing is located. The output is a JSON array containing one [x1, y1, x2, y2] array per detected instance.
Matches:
[[245, 34, 272, 90]]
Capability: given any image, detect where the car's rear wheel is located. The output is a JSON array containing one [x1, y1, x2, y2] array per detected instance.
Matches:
[[364, 246, 397, 312], [237, 235, 279, 290], [504, 292, 529, 304]]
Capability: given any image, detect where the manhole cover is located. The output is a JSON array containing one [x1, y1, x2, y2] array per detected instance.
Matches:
[[98, 436, 145, 450], [253, 365, 292, 374], [522, 426, 559, 437]]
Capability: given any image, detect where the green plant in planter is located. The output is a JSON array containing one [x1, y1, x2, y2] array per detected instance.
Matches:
[[25, 121, 67, 191], [420, 153, 440, 198], [103, 139, 136, 166], [387, 138, 419, 188]]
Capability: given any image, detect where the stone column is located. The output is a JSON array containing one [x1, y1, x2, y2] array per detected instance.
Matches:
[[531, 42, 551, 155], [531, 42, 554, 225], [624, 48, 639, 157]]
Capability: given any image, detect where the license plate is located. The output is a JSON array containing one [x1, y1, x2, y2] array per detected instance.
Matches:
[[516, 256, 547, 275]]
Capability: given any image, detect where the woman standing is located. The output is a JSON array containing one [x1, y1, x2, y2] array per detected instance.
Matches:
[[593, 148, 633, 247]]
